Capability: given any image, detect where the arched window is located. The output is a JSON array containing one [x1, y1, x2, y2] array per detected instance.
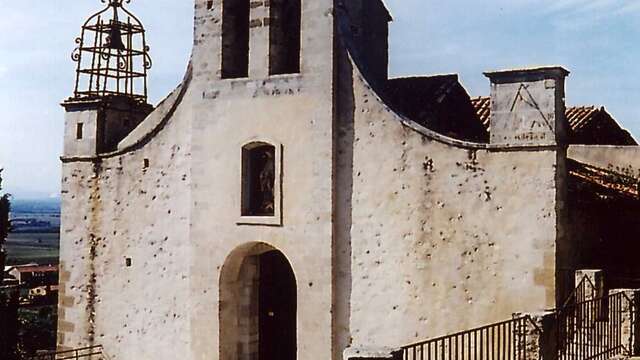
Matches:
[[242, 143, 276, 216], [221, 0, 250, 79], [269, 0, 301, 75]]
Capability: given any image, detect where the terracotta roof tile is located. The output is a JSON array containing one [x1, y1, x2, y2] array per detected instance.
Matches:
[[11, 265, 58, 273], [470, 96, 602, 132], [471, 96, 491, 130], [569, 160, 639, 199], [566, 105, 602, 132]]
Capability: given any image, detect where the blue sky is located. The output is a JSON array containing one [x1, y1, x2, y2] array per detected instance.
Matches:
[[1, 0, 640, 198]]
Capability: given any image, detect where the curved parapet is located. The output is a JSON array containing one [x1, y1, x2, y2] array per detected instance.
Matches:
[[61, 61, 193, 162], [335, 4, 568, 150], [334, 3, 573, 350], [116, 62, 193, 153], [335, 4, 490, 148]]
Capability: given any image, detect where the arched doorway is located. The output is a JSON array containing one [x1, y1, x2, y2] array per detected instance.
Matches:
[[220, 243, 297, 360]]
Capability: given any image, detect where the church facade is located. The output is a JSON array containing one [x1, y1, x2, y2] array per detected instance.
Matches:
[[57, 1, 640, 359]]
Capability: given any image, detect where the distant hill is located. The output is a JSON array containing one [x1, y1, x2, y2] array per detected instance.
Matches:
[[10, 198, 60, 215], [9, 198, 60, 233], [5, 198, 60, 265]]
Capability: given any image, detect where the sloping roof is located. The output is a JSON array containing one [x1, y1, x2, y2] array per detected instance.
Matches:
[[384, 76, 489, 142], [470, 96, 602, 132], [569, 159, 639, 199], [5, 263, 38, 272], [566, 106, 601, 132], [10, 265, 57, 273], [470, 96, 637, 145], [375, 0, 393, 21], [472, 96, 491, 130]]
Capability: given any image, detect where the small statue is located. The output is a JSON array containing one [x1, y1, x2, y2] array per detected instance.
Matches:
[[258, 151, 275, 215]]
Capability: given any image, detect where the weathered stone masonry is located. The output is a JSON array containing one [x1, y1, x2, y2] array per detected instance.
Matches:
[[58, 1, 640, 359]]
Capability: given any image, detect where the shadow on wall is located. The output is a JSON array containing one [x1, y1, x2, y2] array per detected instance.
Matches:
[[384, 76, 489, 143], [568, 162, 640, 288]]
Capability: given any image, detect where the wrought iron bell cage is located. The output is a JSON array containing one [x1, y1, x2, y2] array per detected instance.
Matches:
[[71, 0, 152, 103]]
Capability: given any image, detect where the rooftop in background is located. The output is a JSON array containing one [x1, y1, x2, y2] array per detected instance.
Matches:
[[569, 159, 640, 200], [471, 96, 638, 146], [7, 264, 57, 274], [384, 75, 489, 142]]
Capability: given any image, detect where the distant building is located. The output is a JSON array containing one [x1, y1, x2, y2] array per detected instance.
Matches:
[[10, 218, 53, 228], [8, 264, 58, 287], [29, 285, 58, 297], [2, 266, 19, 287]]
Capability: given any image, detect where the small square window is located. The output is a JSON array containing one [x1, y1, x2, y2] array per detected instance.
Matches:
[[76, 123, 84, 140]]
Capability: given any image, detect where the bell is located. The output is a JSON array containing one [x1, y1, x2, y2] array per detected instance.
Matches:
[[105, 26, 126, 50]]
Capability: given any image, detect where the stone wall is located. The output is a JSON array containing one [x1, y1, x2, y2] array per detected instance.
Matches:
[[61, 0, 338, 359], [187, 1, 336, 360], [339, 50, 566, 349], [56, 1, 611, 359], [568, 145, 640, 175], [58, 91, 194, 359]]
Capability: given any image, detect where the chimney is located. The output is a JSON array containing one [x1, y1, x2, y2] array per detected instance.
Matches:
[[484, 67, 569, 147]]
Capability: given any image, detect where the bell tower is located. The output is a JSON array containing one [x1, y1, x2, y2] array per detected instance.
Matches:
[[62, 0, 153, 157]]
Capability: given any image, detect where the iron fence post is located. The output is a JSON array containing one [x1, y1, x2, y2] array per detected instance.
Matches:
[[609, 288, 640, 356]]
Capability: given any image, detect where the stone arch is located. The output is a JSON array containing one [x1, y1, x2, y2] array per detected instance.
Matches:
[[219, 242, 297, 360]]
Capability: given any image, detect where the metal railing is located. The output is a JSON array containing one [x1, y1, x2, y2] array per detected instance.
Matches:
[[562, 276, 597, 308], [26, 345, 104, 360], [557, 291, 632, 360], [401, 316, 540, 360]]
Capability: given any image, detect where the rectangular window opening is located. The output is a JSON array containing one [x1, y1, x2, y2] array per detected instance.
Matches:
[[76, 122, 84, 140], [221, 0, 250, 79], [269, 0, 301, 75]]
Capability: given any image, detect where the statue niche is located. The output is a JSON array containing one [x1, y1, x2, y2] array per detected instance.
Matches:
[[242, 144, 276, 216]]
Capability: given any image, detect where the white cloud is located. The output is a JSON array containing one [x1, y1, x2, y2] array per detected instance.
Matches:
[[614, 2, 640, 16], [539, 0, 634, 19], [0, 65, 7, 78]]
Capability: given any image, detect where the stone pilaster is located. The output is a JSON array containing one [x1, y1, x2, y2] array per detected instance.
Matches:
[[575, 269, 605, 300], [248, 0, 270, 78], [514, 312, 558, 360], [484, 67, 569, 147], [609, 289, 640, 356]]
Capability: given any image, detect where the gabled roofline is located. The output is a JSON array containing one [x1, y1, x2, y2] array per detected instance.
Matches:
[[335, 6, 560, 152], [377, 0, 393, 22]]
